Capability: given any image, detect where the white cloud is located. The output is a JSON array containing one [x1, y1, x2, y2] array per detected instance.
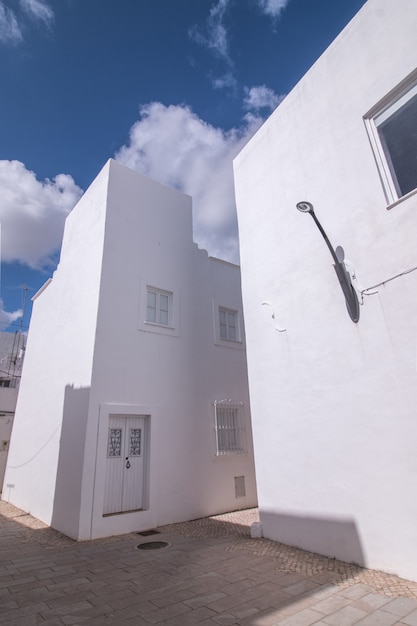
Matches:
[[189, 0, 232, 64], [0, 160, 83, 269], [0, 300, 22, 328], [190, 0, 292, 90], [20, 0, 53, 26], [255, 0, 290, 18], [115, 102, 261, 263], [0, 1, 22, 43], [0, 0, 53, 44], [189, 0, 237, 91], [212, 72, 237, 91], [244, 85, 284, 112]]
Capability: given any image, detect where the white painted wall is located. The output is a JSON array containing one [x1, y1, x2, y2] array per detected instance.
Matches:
[[0, 391, 17, 493], [0, 332, 25, 491], [3, 162, 109, 532], [234, 0, 417, 581], [79, 160, 256, 539], [4, 159, 257, 540]]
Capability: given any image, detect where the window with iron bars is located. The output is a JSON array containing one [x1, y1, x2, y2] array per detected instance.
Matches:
[[214, 402, 246, 455]]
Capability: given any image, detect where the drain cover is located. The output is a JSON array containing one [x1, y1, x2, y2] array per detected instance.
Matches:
[[137, 541, 169, 551], [137, 529, 160, 537]]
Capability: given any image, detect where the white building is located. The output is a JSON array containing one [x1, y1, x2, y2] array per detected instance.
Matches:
[[3, 159, 257, 540], [0, 330, 25, 492], [234, 0, 417, 581]]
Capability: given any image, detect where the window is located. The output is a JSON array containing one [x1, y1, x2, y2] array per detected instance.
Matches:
[[365, 79, 417, 203], [219, 307, 238, 341], [146, 287, 172, 326], [107, 428, 122, 457], [214, 402, 246, 455], [139, 280, 179, 336], [212, 300, 244, 349]]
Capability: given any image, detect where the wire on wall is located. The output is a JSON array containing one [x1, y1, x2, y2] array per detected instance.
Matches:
[[361, 264, 417, 298]]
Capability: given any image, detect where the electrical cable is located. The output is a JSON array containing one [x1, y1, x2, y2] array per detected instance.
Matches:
[[0, 369, 21, 378], [361, 264, 417, 296]]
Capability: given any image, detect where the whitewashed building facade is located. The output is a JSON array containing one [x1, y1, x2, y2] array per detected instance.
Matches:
[[234, 0, 417, 581], [0, 331, 25, 492], [3, 159, 257, 540]]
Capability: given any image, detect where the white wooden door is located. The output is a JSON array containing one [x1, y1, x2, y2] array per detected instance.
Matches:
[[103, 415, 146, 515]]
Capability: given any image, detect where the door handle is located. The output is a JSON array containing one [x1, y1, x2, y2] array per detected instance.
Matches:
[[125, 457, 131, 469]]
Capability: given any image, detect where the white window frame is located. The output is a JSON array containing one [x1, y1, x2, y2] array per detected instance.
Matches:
[[218, 307, 239, 342], [212, 298, 244, 349], [146, 287, 172, 327], [214, 401, 246, 456], [364, 75, 417, 206], [138, 278, 180, 337]]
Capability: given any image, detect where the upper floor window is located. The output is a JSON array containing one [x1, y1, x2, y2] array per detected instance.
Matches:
[[212, 298, 244, 349], [365, 78, 417, 204], [146, 287, 172, 326], [138, 279, 179, 337], [219, 307, 239, 341]]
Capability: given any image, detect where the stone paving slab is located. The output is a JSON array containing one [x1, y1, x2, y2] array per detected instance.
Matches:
[[162, 511, 417, 601], [1, 502, 417, 625]]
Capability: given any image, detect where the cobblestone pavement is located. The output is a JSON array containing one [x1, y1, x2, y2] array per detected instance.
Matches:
[[1, 501, 417, 625]]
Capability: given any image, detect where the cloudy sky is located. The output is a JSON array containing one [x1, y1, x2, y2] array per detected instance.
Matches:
[[0, 0, 366, 330]]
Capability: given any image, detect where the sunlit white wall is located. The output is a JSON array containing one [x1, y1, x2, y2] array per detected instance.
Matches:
[[234, 0, 417, 581]]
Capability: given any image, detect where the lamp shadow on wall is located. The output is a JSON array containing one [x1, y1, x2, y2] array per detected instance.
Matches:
[[239, 510, 366, 625], [51, 384, 91, 539], [160, 508, 366, 584], [259, 509, 365, 568]]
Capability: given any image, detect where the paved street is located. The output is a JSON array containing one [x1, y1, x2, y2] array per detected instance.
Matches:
[[1, 502, 417, 625]]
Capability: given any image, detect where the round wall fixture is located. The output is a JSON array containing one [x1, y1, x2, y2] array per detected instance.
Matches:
[[136, 541, 170, 551]]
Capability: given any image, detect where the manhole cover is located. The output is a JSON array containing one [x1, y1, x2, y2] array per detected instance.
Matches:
[[137, 541, 170, 551]]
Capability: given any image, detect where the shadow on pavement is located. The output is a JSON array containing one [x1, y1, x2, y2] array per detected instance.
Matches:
[[0, 502, 417, 625]]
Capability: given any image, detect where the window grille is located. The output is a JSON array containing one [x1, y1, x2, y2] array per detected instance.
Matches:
[[129, 428, 142, 456], [214, 401, 246, 455], [108, 428, 122, 457]]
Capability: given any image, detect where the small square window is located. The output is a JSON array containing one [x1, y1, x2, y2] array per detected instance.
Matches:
[[146, 287, 172, 326], [219, 307, 239, 341], [365, 79, 417, 203]]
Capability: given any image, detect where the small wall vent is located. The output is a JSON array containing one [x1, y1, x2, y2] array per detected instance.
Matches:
[[234, 475, 246, 498]]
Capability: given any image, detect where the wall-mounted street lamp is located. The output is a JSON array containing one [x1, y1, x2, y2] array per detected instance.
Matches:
[[296, 201, 360, 323]]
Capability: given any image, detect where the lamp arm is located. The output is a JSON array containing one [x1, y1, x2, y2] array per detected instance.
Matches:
[[309, 211, 339, 265], [306, 210, 359, 323], [296, 201, 359, 324]]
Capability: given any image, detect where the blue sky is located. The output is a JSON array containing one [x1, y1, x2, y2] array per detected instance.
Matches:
[[0, 0, 366, 331]]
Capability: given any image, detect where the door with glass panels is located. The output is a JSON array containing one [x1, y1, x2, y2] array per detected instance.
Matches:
[[103, 415, 146, 515]]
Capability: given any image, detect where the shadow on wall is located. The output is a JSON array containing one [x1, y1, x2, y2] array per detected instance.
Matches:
[[260, 509, 365, 568], [51, 385, 91, 540]]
